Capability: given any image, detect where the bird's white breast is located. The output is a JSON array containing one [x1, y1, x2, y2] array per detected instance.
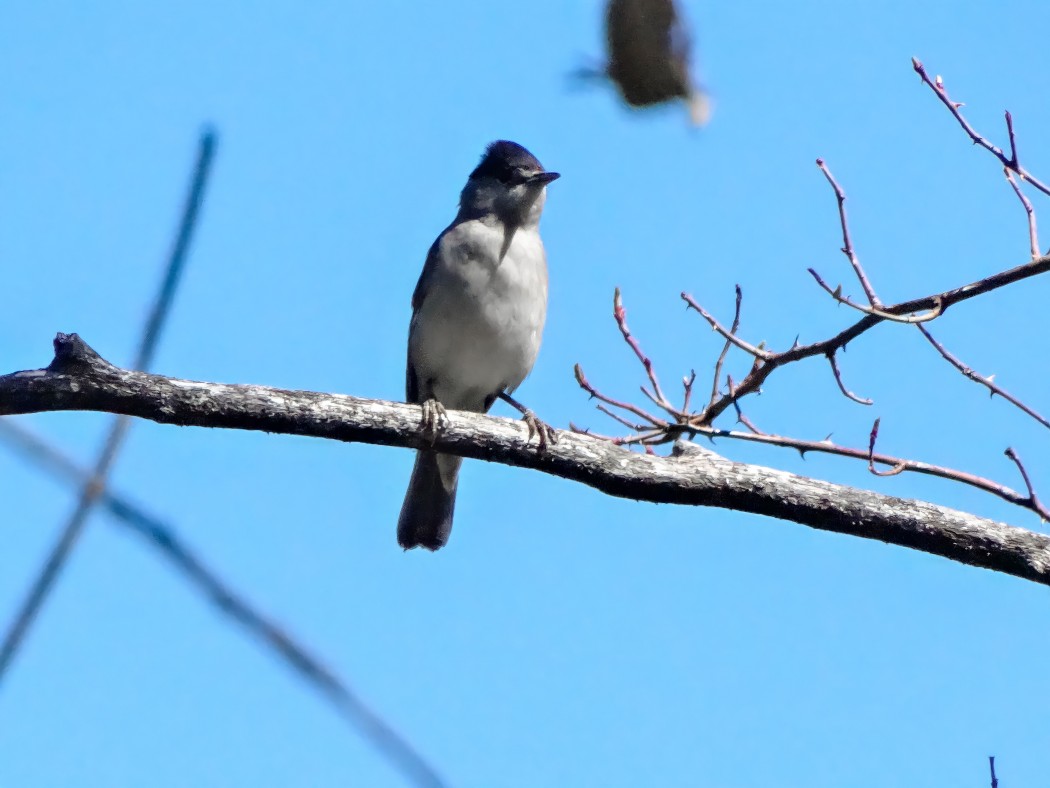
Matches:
[[410, 218, 548, 411]]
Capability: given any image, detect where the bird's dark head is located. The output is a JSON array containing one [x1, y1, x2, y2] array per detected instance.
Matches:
[[469, 140, 560, 187], [461, 140, 559, 227]]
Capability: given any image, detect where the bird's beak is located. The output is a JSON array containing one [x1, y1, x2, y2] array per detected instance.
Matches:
[[527, 171, 560, 185]]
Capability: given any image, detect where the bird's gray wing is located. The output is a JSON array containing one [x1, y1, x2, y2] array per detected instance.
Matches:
[[406, 233, 446, 404]]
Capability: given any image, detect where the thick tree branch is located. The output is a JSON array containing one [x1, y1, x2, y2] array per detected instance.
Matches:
[[3, 333, 1050, 587]]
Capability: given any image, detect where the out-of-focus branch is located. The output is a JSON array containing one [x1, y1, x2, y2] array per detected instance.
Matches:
[[3, 333, 1050, 587], [0, 419, 448, 788], [0, 130, 218, 682]]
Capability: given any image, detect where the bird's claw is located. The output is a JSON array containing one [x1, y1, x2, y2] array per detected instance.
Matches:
[[521, 409, 558, 453], [420, 399, 448, 445]]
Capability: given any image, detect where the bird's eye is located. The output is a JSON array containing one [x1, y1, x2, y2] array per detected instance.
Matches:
[[505, 169, 527, 185]]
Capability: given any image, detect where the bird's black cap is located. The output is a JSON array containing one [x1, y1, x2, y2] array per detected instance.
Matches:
[[470, 140, 558, 185]]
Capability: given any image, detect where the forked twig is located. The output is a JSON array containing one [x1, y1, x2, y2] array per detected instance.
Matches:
[[912, 58, 1050, 197], [809, 269, 944, 323], [1005, 447, 1048, 519], [816, 158, 880, 306], [681, 293, 772, 360], [0, 130, 218, 682], [0, 419, 448, 788]]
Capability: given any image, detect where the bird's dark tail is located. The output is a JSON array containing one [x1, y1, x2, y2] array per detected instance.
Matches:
[[397, 450, 462, 550]]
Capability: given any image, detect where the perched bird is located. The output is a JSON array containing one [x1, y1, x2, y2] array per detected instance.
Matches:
[[602, 0, 711, 125], [398, 141, 559, 551]]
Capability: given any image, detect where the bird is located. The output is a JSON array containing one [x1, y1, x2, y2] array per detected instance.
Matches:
[[602, 0, 711, 125], [397, 140, 560, 551]]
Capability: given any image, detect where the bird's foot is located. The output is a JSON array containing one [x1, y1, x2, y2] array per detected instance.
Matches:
[[497, 391, 557, 453], [521, 408, 558, 453], [420, 399, 448, 445]]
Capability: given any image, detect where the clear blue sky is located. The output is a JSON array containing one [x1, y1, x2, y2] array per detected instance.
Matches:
[[2, 1, 1049, 785]]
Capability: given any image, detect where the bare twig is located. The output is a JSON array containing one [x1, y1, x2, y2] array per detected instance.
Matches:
[[709, 285, 742, 406], [1004, 168, 1040, 259], [613, 288, 676, 414], [816, 159, 880, 306], [867, 418, 906, 477], [917, 324, 1050, 430], [0, 130, 218, 682], [686, 419, 1043, 519], [730, 399, 762, 435], [1005, 447, 1048, 519], [681, 293, 773, 360], [912, 58, 1050, 197], [575, 363, 667, 428], [0, 419, 448, 788], [1005, 111, 1019, 166], [597, 403, 651, 432], [681, 370, 697, 414], [827, 352, 872, 405], [989, 756, 999, 788], [808, 269, 944, 323]]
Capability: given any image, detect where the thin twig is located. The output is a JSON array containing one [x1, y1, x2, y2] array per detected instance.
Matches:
[[0, 130, 217, 682], [1003, 168, 1040, 259], [597, 403, 650, 432], [1005, 111, 1019, 167], [0, 419, 448, 788], [681, 293, 773, 360], [816, 158, 880, 306], [808, 268, 944, 323], [827, 351, 873, 405], [574, 364, 667, 428], [917, 324, 1050, 430], [613, 288, 675, 413], [1005, 447, 1047, 519], [730, 399, 762, 435], [709, 285, 743, 406], [684, 421, 1045, 519], [989, 756, 999, 788], [681, 370, 697, 414], [867, 418, 906, 476]]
